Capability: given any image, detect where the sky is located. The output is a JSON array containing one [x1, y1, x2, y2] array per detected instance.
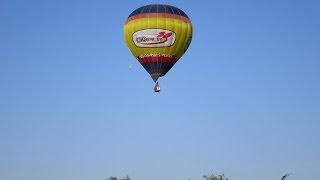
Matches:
[[0, 0, 320, 180]]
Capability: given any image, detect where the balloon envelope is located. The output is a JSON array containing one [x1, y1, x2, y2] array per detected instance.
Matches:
[[124, 4, 193, 82]]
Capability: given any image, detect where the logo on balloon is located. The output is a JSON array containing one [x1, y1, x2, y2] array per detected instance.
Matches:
[[133, 29, 176, 48]]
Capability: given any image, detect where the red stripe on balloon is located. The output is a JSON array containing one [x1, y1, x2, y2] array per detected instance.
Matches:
[[138, 56, 178, 64]]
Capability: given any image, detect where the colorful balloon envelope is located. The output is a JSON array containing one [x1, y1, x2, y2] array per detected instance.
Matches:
[[124, 4, 193, 86]]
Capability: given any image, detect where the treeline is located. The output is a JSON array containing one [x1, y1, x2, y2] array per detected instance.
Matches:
[[107, 172, 291, 180]]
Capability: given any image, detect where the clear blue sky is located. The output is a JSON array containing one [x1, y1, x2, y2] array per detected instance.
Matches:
[[1, 0, 319, 180]]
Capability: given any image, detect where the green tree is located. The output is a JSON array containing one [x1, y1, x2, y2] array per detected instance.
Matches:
[[107, 175, 130, 180], [107, 176, 118, 180], [281, 173, 291, 180], [121, 175, 131, 180], [203, 173, 229, 180]]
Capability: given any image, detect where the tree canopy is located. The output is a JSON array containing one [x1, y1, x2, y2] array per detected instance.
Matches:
[[203, 173, 229, 180]]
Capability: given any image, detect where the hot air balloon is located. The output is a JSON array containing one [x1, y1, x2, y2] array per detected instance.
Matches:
[[124, 4, 193, 92]]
